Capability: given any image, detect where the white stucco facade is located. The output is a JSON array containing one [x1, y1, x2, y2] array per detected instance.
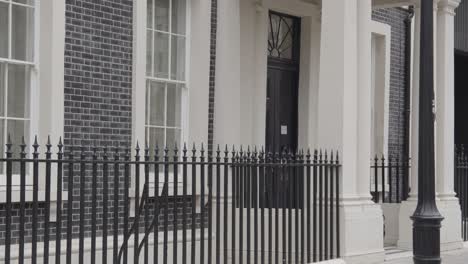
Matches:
[[211, 0, 463, 263]]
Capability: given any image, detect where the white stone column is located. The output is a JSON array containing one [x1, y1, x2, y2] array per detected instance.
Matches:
[[317, 0, 384, 262], [435, 0, 463, 251], [213, 1, 241, 262], [398, 5, 420, 250], [357, 0, 373, 200], [214, 0, 242, 147]]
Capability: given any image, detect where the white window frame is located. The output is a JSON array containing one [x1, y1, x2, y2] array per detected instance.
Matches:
[[132, 0, 191, 198], [0, 0, 67, 204], [0, 0, 39, 191]]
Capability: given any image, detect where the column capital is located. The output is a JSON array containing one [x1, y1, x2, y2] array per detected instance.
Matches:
[[438, 0, 461, 16]]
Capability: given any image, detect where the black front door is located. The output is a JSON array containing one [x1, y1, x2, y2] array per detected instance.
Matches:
[[263, 12, 302, 209], [265, 11, 300, 153]]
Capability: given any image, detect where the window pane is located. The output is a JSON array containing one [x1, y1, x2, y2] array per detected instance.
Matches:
[[7, 64, 30, 118], [171, 35, 185, 81], [0, 64, 5, 116], [0, 2, 8, 58], [166, 128, 181, 150], [172, 0, 186, 34], [154, 0, 169, 31], [146, 30, 153, 76], [12, 5, 34, 62], [147, 0, 153, 29], [13, 0, 34, 5], [154, 32, 169, 78], [146, 81, 165, 126], [166, 83, 181, 127], [268, 13, 294, 60], [7, 119, 29, 174]]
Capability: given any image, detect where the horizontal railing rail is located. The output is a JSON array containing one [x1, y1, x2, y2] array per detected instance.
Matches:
[[0, 136, 341, 264], [370, 155, 410, 204]]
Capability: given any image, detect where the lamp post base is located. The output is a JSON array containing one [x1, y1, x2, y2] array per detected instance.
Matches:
[[411, 216, 444, 264]]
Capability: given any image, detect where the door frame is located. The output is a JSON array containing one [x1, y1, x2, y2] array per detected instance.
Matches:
[[265, 11, 301, 152]]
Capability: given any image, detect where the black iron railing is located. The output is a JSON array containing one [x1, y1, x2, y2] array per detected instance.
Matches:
[[370, 155, 410, 204], [455, 145, 468, 241], [0, 136, 341, 263]]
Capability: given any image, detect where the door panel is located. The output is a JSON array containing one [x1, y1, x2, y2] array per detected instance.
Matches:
[[265, 66, 298, 153]]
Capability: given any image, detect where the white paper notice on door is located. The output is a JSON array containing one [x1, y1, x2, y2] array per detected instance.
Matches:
[[281, 125, 288, 135]]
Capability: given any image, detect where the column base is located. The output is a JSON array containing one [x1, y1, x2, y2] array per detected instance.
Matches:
[[438, 196, 464, 251], [340, 198, 385, 264], [397, 198, 418, 249], [397, 196, 463, 251]]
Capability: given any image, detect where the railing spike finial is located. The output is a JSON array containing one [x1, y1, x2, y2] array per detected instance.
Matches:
[[145, 141, 150, 155], [200, 143, 205, 157], [164, 143, 169, 157], [154, 141, 160, 159], [80, 144, 85, 157], [20, 136, 27, 154], [216, 144, 221, 156], [58, 137, 63, 155], [46, 135, 52, 154], [103, 145, 108, 158], [155, 140, 159, 153], [114, 143, 120, 158], [93, 140, 98, 154], [33, 135, 39, 156], [192, 143, 197, 157], [183, 142, 188, 157], [174, 141, 179, 158], [135, 141, 140, 158]]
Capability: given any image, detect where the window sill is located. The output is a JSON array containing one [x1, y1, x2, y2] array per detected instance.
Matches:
[[0, 188, 68, 203]]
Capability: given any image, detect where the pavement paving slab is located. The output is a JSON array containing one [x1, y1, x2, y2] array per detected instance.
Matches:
[[384, 248, 468, 264]]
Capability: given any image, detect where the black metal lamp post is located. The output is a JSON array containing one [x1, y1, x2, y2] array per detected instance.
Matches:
[[411, 0, 444, 263]]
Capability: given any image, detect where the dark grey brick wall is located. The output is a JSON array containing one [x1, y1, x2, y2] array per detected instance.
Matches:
[[62, 0, 133, 242], [372, 8, 410, 158], [63, 0, 133, 150]]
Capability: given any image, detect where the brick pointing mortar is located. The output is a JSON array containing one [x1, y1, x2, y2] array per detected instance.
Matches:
[[207, 0, 218, 151]]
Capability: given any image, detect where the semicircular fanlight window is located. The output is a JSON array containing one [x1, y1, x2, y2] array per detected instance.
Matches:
[[268, 12, 295, 60]]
